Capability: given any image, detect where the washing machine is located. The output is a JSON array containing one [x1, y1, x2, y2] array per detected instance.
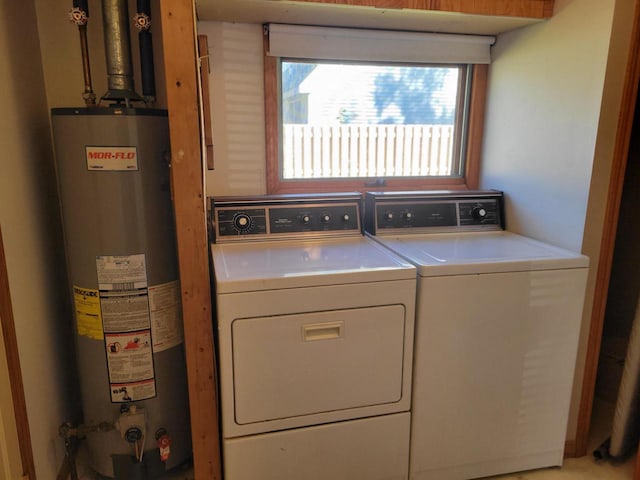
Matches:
[[364, 190, 589, 480], [209, 193, 417, 480]]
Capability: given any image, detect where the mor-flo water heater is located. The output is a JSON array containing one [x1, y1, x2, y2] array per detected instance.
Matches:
[[52, 107, 191, 478]]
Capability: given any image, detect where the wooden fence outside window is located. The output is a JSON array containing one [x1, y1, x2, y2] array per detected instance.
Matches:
[[282, 124, 455, 179]]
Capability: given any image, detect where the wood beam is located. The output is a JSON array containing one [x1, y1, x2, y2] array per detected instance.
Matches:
[[159, 2, 222, 479]]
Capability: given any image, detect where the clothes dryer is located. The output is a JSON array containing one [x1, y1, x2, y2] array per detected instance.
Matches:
[[210, 193, 417, 480], [365, 191, 589, 480]]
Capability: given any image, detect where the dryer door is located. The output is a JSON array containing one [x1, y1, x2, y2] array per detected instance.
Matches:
[[232, 305, 405, 425]]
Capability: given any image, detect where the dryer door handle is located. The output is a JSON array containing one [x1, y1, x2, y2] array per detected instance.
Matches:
[[302, 322, 344, 342]]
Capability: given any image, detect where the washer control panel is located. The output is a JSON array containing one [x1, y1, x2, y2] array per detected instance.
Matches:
[[365, 191, 504, 235], [210, 194, 362, 242]]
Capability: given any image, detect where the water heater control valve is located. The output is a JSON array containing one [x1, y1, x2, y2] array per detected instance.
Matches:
[[116, 405, 147, 443]]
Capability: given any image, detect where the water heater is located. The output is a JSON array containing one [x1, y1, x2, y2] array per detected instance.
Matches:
[[51, 107, 191, 478]]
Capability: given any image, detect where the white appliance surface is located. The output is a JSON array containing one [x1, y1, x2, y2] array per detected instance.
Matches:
[[216, 273, 416, 438], [224, 412, 411, 480], [211, 235, 416, 293], [371, 229, 589, 480], [211, 200, 417, 480], [375, 230, 588, 276]]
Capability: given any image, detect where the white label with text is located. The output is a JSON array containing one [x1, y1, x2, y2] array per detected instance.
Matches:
[[86, 146, 138, 171]]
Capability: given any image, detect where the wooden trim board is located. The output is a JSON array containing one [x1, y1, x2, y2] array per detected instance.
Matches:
[[264, 35, 489, 194], [290, 0, 554, 18], [0, 227, 34, 480], [159, 2, 222, 479], [198, 35, 215, 171], [574, 0, 640, 458], [464, 64, 488, 190]]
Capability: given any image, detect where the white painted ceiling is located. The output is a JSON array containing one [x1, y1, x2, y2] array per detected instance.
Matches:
[[195, 0, 543, 35]]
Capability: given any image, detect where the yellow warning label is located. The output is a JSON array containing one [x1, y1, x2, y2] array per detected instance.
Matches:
[[73, 286, 103, 340]]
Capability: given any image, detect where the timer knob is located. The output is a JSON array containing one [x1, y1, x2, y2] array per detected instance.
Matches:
[[321, 214, 331, 223], [403, 210, 415, 222], [302, 215, 311, 224], [384, 212, 394, 222], [233, 213, 252, 231], [342, 214, 350, 222], [471, 207, 488, 220]]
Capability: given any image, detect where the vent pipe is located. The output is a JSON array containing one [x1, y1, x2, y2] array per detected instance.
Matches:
[[101, 0, 142, 104]]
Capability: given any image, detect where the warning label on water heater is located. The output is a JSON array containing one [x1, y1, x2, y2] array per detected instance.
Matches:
[[73, 286, 103, 340], [106, 330, 156, 402], [86, 146, 138, 171]]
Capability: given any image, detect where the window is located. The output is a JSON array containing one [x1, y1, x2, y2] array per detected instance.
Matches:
[[264, 25, 493, 193]]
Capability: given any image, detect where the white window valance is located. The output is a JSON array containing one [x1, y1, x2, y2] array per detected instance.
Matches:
[[267, 24, 495, 64]]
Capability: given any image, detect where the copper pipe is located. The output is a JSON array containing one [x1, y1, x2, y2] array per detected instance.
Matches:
[[78, 24, 96, 106]]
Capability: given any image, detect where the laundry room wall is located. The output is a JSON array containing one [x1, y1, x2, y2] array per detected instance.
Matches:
[[199, 21, 267, 197], [480, 0, 634, 446], [0, 0, 76, 478]]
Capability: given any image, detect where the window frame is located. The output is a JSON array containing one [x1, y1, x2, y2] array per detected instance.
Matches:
[[263, 32, 488, 194]]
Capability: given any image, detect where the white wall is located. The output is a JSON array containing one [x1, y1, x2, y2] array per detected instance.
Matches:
[[199, 22, 267, 197], [0, 0, 76, 478], [480, 0, 633, 443], [481, 0, 614, 251]]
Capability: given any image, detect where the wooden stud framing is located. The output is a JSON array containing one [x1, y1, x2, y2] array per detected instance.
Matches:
[[159, 2, 222, 479], [0, 227, 35, 480], [574, 0, 640, 459]]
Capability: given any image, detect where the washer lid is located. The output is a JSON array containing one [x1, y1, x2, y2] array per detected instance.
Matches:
[[211, 236, 416, 293], [372, 231, 589, 277]]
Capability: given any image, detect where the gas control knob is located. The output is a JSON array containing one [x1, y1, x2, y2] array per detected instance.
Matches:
[[321, 214, 331, 223], [471, 207, 487, 220], [233, 213, 252, 231], [403, 211, 415, 221]]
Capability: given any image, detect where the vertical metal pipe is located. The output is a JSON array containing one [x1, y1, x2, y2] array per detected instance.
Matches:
[[102, 0, 135, 93], [135, 0, 156, 103], [69, 1, 95, 106], [78, 25, 96, 106]]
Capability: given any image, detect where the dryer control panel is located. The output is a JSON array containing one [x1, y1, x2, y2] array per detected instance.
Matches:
[[210, 193, 362, 242], [365, 190, 504, 235]]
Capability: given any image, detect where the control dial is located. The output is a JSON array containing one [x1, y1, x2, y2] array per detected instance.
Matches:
[[321, 213, 331, 223], [471, 206, 488, 220], [233, 213, 253, 232], [301, 214, 312, 225], [384, 212, 394, 222], [402, 210, 415, 222]]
